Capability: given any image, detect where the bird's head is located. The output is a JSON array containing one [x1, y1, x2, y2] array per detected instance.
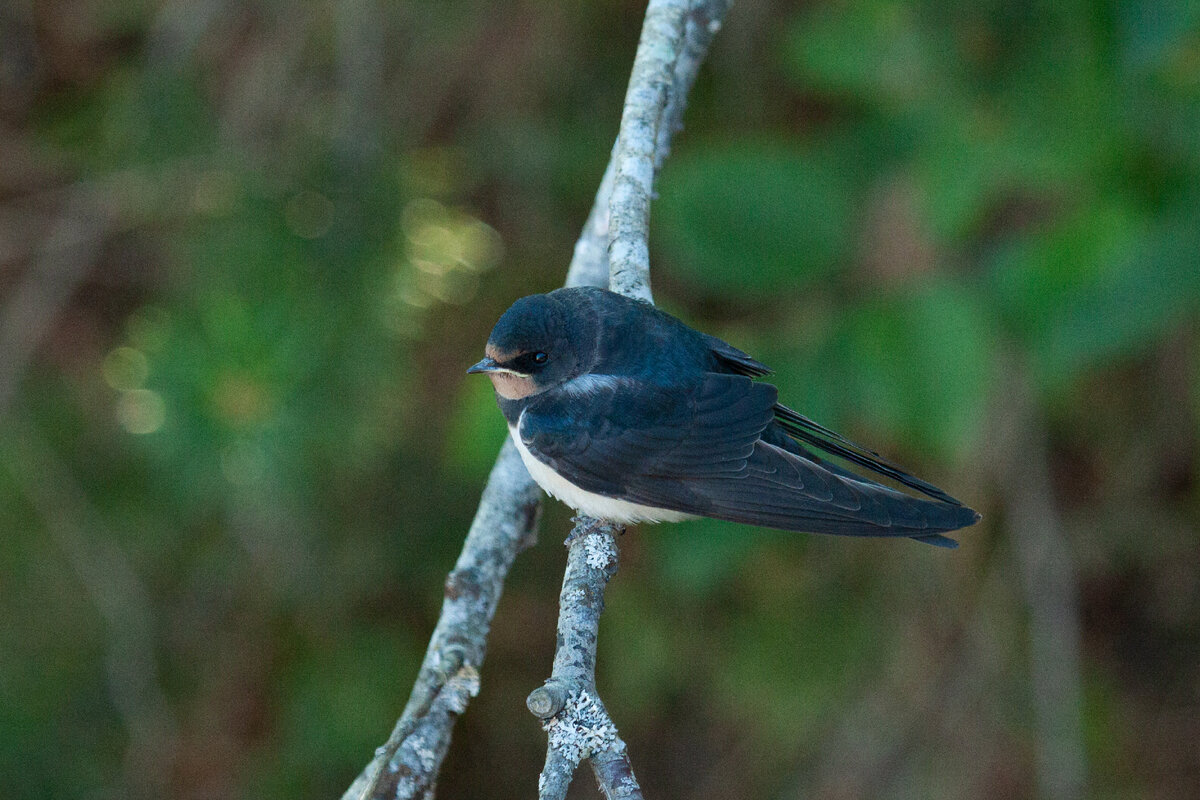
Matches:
[[467, 293, 584, 400]]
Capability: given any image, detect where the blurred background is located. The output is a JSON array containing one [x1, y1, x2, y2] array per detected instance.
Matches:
[[1, 0, 1198, 798]]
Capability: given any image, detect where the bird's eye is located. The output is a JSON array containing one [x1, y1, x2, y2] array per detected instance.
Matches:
[[533, 352, 549, 364]]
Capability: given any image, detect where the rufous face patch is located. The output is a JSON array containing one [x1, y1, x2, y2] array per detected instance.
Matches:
[[488, 371, 538, 400]]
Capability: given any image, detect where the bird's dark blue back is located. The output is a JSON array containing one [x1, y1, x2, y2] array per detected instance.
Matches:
[[554, 288, 717, 381]]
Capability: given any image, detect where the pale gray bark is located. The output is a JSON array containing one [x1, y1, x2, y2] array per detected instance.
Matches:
[[568, 0, 731, 298], [607, 0, 729, 302], [346, 442, 541, 800], [527, 521, 638, 800], [531, 2, 732, 798], [348, 2, 731, 797]]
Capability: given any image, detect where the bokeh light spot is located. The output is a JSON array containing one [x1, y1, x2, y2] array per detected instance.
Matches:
[[459, 220, 504, 272], [117, 389, 166, 434], [399, 285, 432, 308], [393, 198, 502, 320]]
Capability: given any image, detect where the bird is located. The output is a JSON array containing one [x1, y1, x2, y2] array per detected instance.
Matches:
[[467, 287, 980, 547]]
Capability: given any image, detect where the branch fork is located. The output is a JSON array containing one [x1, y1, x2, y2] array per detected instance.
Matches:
[[528, 519, 640, 800], [344, 2, 731, 797]]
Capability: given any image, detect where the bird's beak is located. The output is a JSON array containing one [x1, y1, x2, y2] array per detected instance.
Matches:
[[467, 357, 500, 375]]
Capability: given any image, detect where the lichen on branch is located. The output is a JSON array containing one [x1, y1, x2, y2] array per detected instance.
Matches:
[[345, 2, 732, 798]]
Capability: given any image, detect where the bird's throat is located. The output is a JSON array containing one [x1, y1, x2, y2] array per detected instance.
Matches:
[[489, 371, 538, 400]]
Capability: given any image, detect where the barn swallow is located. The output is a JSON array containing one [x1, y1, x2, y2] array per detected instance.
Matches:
[[468, 287, 980, 547]]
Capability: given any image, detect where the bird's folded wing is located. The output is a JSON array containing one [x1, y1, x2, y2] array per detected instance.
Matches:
[[702, 334, 966, 507], [520, 373, 777, 494], [519, 373, 978, 540], [702, 334, 773, 377]]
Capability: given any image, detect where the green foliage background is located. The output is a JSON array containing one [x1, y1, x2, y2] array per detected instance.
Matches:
[[1, 1, 1198, 798]]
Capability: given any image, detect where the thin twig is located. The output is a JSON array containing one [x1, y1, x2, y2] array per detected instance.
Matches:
[[608, 0, 686, 301], [570, 0, 731, 299], [996, 355, 1087, 800]]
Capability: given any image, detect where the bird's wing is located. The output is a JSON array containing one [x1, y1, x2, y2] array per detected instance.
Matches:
[[520, 373, 777, 495], [702, 334, 773, 377], [519, 373, 978, 542], [700, 331, 963, 505]]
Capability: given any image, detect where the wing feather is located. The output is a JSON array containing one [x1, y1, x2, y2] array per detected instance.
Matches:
[[773, 403, 965, 505], [520, 373, 979, 542]]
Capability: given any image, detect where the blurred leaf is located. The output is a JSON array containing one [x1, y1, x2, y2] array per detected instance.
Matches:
[[782, 0, 952, 108], [656, 140, 856, 295], [1038, 213, 1200, 381], [1116, 0, 1200, 76], [838, 280, 994, 458], [1118, 0, 1200, 170], [786, 1, 1123, 243], [913, 99, 1116, 242], [991, 200, 1200, 385], [991, 202, 1142, 335]]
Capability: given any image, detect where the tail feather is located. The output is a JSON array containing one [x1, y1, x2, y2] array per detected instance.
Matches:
[[773, 404, 965, 506]]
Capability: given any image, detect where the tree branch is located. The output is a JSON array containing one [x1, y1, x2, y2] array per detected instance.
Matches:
[[347, 2, 730, 797], [529, 2, 732, 797], [347, 443, 541, 800], [608, 0, 729, 302], [568, 0, 730, 296], [527, 521, 634, 800]]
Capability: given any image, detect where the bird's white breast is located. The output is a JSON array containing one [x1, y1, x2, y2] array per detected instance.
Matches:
[[508, 425, 697, 525]]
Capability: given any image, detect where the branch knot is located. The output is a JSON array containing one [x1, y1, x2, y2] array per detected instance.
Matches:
[[527, 680, 569, 719]]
